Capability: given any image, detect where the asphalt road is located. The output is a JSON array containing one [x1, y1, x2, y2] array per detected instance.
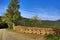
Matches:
[[0, 29, 45, 40]]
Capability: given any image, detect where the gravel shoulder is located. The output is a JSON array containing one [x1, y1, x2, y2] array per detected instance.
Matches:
[[0, 29, 45, 40]]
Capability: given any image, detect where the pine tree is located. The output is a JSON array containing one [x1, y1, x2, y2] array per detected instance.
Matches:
[[2, 0, 21, 29]]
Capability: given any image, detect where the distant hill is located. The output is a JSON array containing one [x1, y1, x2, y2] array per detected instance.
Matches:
[[57, 19, 60, 21], [41, 20, 60, 28], [15, 17, 60, 29]]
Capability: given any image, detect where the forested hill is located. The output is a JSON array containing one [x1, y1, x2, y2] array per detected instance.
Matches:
[[15, 17, 60, 28], [0, 16, 60, 28], [41, 20, 60, 28]]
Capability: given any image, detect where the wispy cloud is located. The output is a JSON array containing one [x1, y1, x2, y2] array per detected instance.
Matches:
[[20, 8, 60, 20]]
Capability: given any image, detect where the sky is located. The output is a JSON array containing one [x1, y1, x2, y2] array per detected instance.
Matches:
[[0, 0, 60, 20]]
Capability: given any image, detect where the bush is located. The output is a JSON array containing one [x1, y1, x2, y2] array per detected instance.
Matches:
[[45, 34, 60, 40]]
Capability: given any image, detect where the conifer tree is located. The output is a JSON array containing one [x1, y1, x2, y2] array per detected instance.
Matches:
[[2, 0, 21, 29]]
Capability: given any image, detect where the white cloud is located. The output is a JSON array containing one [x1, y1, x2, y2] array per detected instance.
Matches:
[[20, 8, 60, 20]]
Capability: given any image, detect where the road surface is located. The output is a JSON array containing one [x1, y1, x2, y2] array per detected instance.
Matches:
[[0, 29, 45, 40]]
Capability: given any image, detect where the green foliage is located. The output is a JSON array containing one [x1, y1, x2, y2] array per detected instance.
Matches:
[[0, 16, 3, 25], [15, 17, 41, 27], [40, 20, 60, 28], [0, 16, 2, 22], [2, 0, 21, 29], [45, 34, 60, 40]]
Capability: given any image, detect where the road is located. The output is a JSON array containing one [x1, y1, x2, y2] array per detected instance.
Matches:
[[0, 29, 45, 40]]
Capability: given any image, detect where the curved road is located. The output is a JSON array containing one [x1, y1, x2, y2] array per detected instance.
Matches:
[[0, 29, 45, 40]]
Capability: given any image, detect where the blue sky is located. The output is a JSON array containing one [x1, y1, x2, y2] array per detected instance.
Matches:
[[0, 0, 60, 20]]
